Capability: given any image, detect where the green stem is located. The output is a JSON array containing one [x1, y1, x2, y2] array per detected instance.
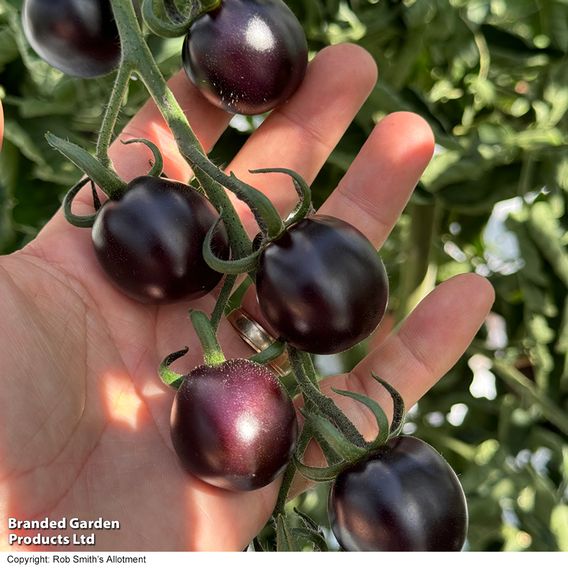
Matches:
[[210, 275, 237, 332], [250, 340, 286, 366], [274, 426, 311, 516], [396, 200, 441, 321], [494, 362, 568, 436], [96, 62, 133, 166], [518, 153, 536, 196], [287, 347, 367, 447], [190, 310, 225, 366], [109, 0, 252, 259]]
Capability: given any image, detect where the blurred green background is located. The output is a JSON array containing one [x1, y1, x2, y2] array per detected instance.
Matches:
[[1, 0, 567, 552]]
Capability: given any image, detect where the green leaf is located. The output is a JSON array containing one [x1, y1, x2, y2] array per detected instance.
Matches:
[[493, 362, 568, 436], [275, 515, 299, 552], [551, 505, 568, 552], [527, 203, 568, 288]]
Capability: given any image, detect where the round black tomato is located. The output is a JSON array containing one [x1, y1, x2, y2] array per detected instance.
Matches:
[[329, 436, 469, 551], [22, 0, 121, 78], [182, 0, 308, 115], [91, 176, 229, 304], [255, 215, 389, 355], [170, 359, 298, 491]]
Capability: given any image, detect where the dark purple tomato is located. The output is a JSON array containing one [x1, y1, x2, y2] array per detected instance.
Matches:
[[91, 176, 229, 304], [182, 0, 308, 115], [255, 215, 389, 355], [329, 436, 469, 551], [22, 0, 121, 78], [170, 359, 298, 491]]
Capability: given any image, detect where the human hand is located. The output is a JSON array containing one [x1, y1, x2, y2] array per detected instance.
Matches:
[[0, 44, 494, 551]]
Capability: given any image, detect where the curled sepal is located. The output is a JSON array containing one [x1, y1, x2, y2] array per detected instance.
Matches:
[[371, 373, 406, 435], [292, 455, 347, 483], [300, 409, 367, 464], [227, 172, 284, 239], [141, 0, 188, 37], [275, 514, 300, 552], [120, 138, 164, 178], [203, 217, 261, 275], [158, 347, 189, 390], [331, 387, 390, 451], [142, 0, 221, 38], [63, 178, 98, 228], [91, 180, 102, 212], [249, 341, 286, 366], [46, 133, 126, 200], [249, 168, 313, 227]]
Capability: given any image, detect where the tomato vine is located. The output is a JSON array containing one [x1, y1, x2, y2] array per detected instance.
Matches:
[[25, 0, 469, 552]]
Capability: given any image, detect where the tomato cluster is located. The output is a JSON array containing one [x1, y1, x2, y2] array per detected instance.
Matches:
[[23, 0, 469, 553], [22, 0, 308, 114]]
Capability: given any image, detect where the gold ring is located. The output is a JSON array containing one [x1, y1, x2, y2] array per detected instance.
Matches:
[[227, 309, 291, 376]]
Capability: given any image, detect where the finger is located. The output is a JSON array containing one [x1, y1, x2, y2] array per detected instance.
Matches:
[[226, 43, 378, 230], [237, 112, 432, 334], [318, 111, 435, 246], [351, 273, 495, 411], [290, 274, 494, 495]]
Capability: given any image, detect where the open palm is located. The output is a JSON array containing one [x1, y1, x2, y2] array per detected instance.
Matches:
[[0, 45, 494, 551]]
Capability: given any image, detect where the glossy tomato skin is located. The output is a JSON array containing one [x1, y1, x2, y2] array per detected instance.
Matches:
[[256, 215, 389, 355], [92, 176, 229, 304], [170, 359, 298, 491], [22, 0, 121, 78], [329, 436, 468, 551], [182, 0, 308, 115]]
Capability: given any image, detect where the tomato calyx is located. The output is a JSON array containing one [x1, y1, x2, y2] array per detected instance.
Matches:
[[202, 167, 313, 275], [159, 346, 190, 389], [159, 309, 228, 390], [248, 167, 313, 229], [141, 0, 222, 39], [49, 133, 166, 228], [160, 309, 289, 391], [47, 133, 126, 204], [293, 373, 407, 483]]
